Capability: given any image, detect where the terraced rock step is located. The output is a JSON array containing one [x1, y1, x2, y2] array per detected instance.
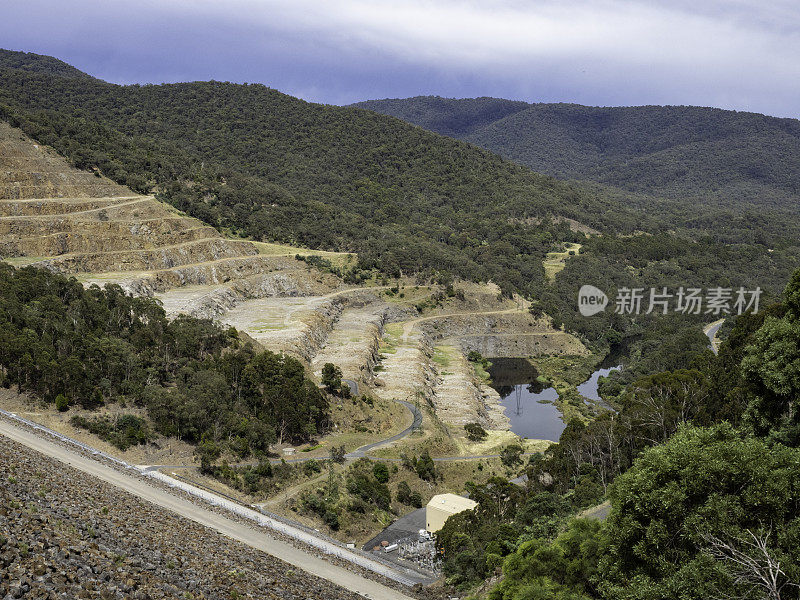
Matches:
[[432, 345, 509, 430], [421, 311, 589, 357], [311, 304, 392, 383], [219, 290, 394, 363], [374, 324, 436, 406], [35, 237, 257, 273], [221, 295, 347, 361], [0, 195, 141, 216], [0, 122, 260, 278], [0, 222, 219, 256], [0, 121, 130, 199], [153, 263, 341, 319]]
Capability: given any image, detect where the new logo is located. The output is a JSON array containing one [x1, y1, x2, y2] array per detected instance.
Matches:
[[578, 285, 608, 316]]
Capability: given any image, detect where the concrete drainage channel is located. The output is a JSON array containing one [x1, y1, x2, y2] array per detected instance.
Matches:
[[0, 408, 432, 587]]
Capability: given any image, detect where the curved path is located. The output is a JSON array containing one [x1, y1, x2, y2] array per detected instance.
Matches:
[[342, 378, 360, 397], [399, 301, 529, 343], [0, 195, 148, 219], [703, 318, 725, 355], [348, 399, 423, 458]]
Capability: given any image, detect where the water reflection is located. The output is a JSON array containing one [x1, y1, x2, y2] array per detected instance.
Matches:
[[488, 358, 565, 441], [487, 357, 622, 440]]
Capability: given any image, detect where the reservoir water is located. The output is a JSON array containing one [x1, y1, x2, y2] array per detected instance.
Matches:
[[487, 358, 565, 441], [577, 366, 620, 402], [488, 358, 621, 441]]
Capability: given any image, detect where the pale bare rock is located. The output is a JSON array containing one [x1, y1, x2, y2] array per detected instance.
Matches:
[[311, 303, 392, 383], [422, 311, 589, 357], [375, 328, 437, 407], [221, 295, 347, 360], [432, 345, 510, 431], [482, 384, 511, 430]]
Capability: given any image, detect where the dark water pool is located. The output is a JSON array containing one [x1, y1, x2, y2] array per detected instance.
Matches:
[[488, 358, 621, 440], [487, 358, 566, 441]]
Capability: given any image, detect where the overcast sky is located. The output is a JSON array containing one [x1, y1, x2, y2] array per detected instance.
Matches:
[[3, 0, 800, 117]]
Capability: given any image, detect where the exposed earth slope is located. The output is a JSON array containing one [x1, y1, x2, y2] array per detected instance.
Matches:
[[0, 118, 585, 451]]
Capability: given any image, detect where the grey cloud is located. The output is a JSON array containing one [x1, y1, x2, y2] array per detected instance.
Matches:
[[0, 0, 798, 117]]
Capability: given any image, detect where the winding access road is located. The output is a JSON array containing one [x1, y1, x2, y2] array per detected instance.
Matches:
[[703, 318, 725, 355]]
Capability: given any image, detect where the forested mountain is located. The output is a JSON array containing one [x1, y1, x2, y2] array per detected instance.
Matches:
[[353, 96, 530, 138], [0, 48, 646, 297], [3, 48, 800, 600], [0, 48, 93, 79], [1, 49, 798, 364], [354, 96, 800, 207]]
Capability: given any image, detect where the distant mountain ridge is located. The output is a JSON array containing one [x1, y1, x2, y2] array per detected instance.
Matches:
[[353, 96, 800, 205]]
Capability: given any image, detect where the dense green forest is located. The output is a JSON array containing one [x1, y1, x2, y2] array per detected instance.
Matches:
[[0, 264, 328, 456], [1, 50, 798, 368], [438, 270, 800, 598], [535, 232, 797, 373], [0, 49, 654, 297], [354, 96, 800, 209], [0, 48, 94, 80]]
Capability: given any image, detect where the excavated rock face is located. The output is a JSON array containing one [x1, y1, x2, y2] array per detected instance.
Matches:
[[0, 119, 575, 441], [0, 120, 345, 323], [0, 436, 361, 600], [0, 122, 129, 200], [0, 120, 259, 273], [422, 312, 589, 357]]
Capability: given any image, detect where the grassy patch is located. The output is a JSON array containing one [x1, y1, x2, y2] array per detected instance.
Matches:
[[543, 242, 582, 281], [432, 345, 456, 369], [2, 256, 47, 267], [379, 323, 403, 354], [535, 354, 600, 387]]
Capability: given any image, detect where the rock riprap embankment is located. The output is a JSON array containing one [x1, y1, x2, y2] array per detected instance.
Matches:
[[0, 436, 361, 599]]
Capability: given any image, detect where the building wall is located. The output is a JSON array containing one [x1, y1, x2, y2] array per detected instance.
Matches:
[[426, 505, 453, 533]]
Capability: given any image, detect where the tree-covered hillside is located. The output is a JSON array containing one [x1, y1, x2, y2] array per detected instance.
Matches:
[[353, 96, 530, 138], [0, 48, 93, 79], [1, 49, 798, 364], [354, 96, 800, 208], [0, 264, 328, 456], [0, 49, 647, 296]]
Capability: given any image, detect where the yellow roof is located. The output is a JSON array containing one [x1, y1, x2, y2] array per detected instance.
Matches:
[[426, 493, 477, 514]]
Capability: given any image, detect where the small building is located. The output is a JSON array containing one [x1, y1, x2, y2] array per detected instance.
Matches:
[[425, 493, 477, 533]]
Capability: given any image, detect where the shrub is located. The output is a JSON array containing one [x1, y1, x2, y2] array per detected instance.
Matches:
[[415, 450, 437, 481], [347, 473, 391, 510], [55, 394, 69, 412], [303, 459, 322, 477], [500, 444, 524, 468], [464, 422, 488, 441], [373, 462, 390, 483]]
